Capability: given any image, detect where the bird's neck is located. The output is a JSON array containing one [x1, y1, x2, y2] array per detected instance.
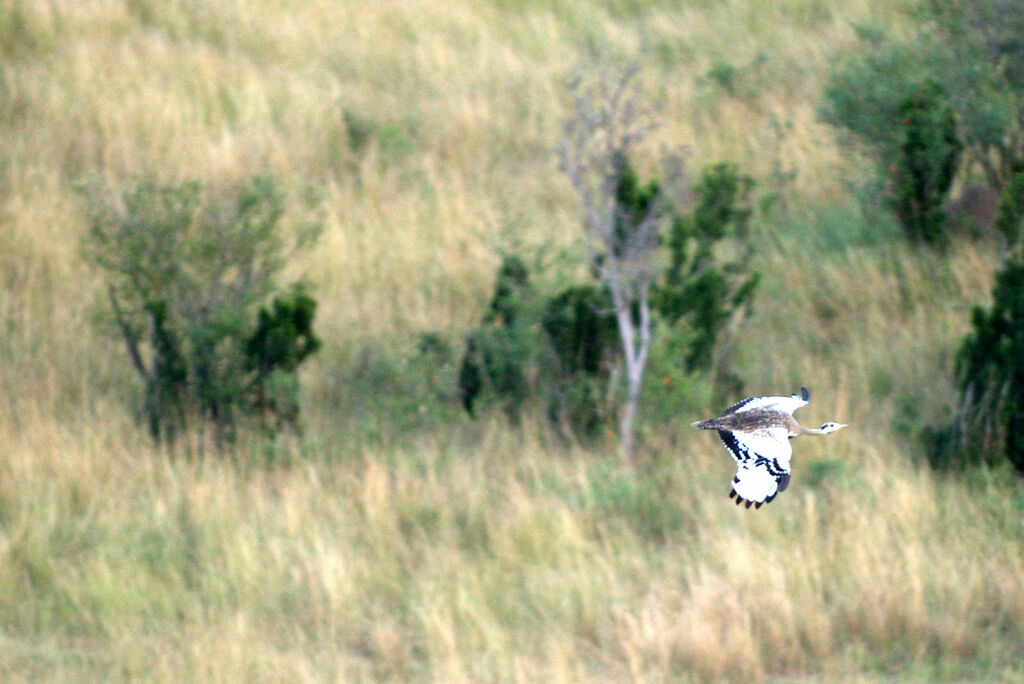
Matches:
[[797, 426, 828, 436]]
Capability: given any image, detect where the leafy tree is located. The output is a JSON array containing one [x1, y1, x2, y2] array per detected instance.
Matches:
[[82, 175, 321, 443], [825, 2, 1024, 241], [456, 159, 757, 445], [455, 59, 758, 450], [823, 32, 962, 246], [822, 27, 939, 172], [559, 58, 684, 459], [952, 169, 1024, 472], [656, 161, 758, 390], [927, 0, 1024, 188]]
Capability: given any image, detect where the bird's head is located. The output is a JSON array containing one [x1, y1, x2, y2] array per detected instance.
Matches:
[[819, 421, 847, 434]]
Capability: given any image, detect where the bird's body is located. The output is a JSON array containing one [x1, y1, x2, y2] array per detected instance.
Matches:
[[691, 387, 846, 508]]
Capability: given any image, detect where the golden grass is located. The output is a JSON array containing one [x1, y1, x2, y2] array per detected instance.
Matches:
[[3, 0, 1024, 681], [3, 401, 1023, 681]]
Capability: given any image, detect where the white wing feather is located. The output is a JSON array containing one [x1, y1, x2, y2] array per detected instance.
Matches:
[[725, 427, 793, 508], [732, 463, 783, 505], [723, 388, 809, 417]]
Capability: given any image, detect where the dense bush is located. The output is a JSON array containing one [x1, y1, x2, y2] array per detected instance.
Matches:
[[455, 160, 757, 440], [890, 81, 962, 247], [82, 175, 321, 442], [955, 249, 1024, 473], [456, 256, 620, 437], [541, 284, 618, 436], [821, 27, 937, 172], [952, 175, 1024, 472], [456, 254, 537, 421], [994, 170, 1024, 247], [656, 161, 758, 390], [823, 33, 962, 246], [825, 2, 1024, 244], [928, 0, 1024, 188], [244, 285, 321, 431]]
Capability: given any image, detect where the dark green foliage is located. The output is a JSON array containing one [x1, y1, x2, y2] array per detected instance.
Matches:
[[141, 299, 189, 439], [456, 337, 484, 415], [541, 284, 618, 436], [457, 255, 535, 419], [483, 254, 530, 325], [244, 285, 321, 430], [825, 4, 1024, 241], [455, 159, 758, 438], [954, 170, 1024, 473], [246, 286, 320, 375], [542, 285, 616, 377], [82, 175, 321, 443], [456, 255, 620, 435], [995, 170, 1024, 246], [656, 162, 758, 390], [956, 249, 1024, 472], [821, 28, 937, 170], [823, 33, 963, 246], [927, 0, 1024, 187], [457, 328, 532, 419], [611, 150, 662, 260], [891, 82, 962, 247]]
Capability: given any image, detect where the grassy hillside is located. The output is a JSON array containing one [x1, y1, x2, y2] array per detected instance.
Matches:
[[2, 0, 1024, 681]]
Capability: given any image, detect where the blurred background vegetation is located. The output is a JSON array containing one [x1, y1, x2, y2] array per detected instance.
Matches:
[[2, 0, 1024, 681]]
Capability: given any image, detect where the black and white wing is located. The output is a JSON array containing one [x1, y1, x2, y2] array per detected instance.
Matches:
[[718, 426, 792, 509], [722, 387, 809, 418]]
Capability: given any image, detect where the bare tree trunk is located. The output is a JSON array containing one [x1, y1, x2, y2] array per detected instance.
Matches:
[[609, 272, 652, 460], [602, 253, 651, 462]]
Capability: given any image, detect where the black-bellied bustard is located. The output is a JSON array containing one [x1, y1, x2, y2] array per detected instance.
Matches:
[[691, 387, 846, 508]]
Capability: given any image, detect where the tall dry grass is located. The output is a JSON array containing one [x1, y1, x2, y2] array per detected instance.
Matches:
[[2, 0, 1024, 681], [3, 399, 1023, 681]]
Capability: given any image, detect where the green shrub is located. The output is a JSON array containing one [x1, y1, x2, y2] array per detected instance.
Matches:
[[244, 285, 321, 431], [656, 162, 758, 397], [954, 245, 1024, 472], [823, 31, 963, 247], [82, 175, 321, 443], [949, 169, 1024, 472], [455, 253, 620, 435], [824, 4, 1024, 242], [821, 27, 935, 170], [455, 160, 758, 439], [994, 170, 1024, 247], [928, 0, 1024, 187], [541, 284, 618, 437], [890, 81, 962, 247], [456, 254, 537, 420]]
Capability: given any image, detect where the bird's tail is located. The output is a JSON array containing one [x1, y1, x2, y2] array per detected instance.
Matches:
[[691, 419, 714, 430]]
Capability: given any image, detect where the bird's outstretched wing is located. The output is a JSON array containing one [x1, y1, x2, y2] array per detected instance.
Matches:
[[718, 426, 793, 509], [721, 387, 809, 418]]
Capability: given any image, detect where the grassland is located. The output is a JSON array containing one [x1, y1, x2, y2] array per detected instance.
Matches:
[[2, 0, 1024, 681]]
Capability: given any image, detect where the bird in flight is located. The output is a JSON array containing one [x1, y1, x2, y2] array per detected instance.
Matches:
[[691, 387, 846, 508]]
